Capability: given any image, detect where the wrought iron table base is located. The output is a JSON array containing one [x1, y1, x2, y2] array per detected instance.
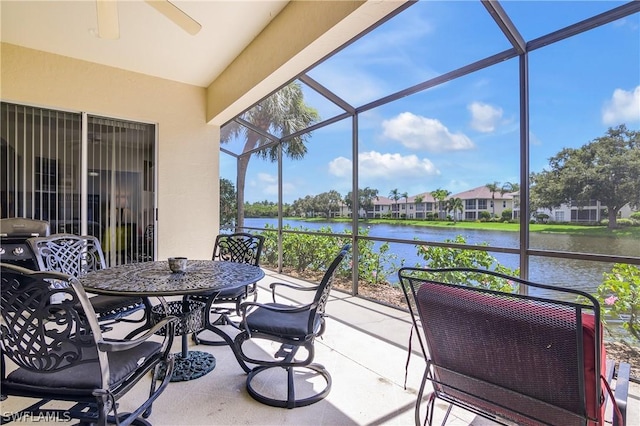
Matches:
[[151, 299, 216, 381], [157, 350, 216, 382]]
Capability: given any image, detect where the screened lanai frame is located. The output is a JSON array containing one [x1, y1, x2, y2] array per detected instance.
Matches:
[[220, 0, 640, 297]]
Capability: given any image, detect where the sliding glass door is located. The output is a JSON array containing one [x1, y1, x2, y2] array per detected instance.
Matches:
[[1, 102, 156, 266]]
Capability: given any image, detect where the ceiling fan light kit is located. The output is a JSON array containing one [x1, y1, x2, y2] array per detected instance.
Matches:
[[96, 0, 201, 40]]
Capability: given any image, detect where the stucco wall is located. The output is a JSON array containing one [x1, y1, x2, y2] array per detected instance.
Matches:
[[1, 42, 219, 260]]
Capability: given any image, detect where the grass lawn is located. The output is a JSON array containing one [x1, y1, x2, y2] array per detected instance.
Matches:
[[300, 217, 640, 239]]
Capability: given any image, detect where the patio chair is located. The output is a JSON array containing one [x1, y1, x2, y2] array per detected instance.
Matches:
[[191, 232, 265, 347], [0, 263, 177, 425], [398, 267, 631, 426], [28, 233, 148, 329], [233, 243, 351, 408]]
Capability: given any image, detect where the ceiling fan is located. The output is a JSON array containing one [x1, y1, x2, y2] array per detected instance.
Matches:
[[96, 0, 202, 39]]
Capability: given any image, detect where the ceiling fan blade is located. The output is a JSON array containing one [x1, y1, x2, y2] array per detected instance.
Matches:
[[145, 0, 202, 35], [96, 0, 120, 39]]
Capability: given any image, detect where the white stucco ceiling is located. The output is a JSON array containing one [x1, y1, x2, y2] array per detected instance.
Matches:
[[0, 0, 290, 87]]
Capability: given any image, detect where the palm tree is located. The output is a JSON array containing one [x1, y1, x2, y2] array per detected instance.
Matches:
[[430, 188, 451, 220], [485, 181, 501, 217], [499, 182, 519, 218], [389, 188, 401, 218], [401, 192, 409, 219], [501, 181, 520, 196], [448, 197, 464, 223], [414, 194, 424, 218], [221, 82, 320, 230]]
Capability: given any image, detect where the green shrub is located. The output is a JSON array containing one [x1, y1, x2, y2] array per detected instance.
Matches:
[[596, 263, 640, 342], [413, 235, 520, 292], [257, 225, 400, 286], [601, 218, 636, 227]]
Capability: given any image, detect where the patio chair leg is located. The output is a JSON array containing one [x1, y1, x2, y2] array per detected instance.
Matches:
[[416, 364, 431, 426], [192, 311, 239, 346], [245, 364, 332, 409], [440, 404, 452, 426], [196, 323, 252, 373]]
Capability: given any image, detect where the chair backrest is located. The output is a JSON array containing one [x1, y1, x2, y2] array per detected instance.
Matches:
[[213, 232, 264, 266], [308, 244, 351, 329], [0, 263, 107, 386], [28, 233, 107, 277], [398, 267, 604, 426]]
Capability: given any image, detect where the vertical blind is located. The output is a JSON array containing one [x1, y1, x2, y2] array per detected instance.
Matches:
[[1, 102, 156, 266]]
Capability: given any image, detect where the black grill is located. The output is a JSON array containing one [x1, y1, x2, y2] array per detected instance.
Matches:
[[0, 218, 50, 270]]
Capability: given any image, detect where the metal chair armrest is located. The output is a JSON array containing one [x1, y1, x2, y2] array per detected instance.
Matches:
[[239, 300, 316, 318], [270, 281, 318, 303], [613, 362, 630, 426], [98, 316, 178, 352]]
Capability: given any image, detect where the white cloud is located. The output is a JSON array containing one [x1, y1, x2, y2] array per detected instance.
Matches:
[[250, 173, 278, 195], [328, 157, 352, 177], [257, 173, 276, 184], [529, 131, 542, 146], [468, 102, 503, 133], [280, 182, 296, 197], [602, 86, 640, 125], [328, 151, 440, 180], [381, 112, 474, 152]]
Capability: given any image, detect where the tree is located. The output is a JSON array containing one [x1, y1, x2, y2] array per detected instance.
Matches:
[[316, 190, 343, 218], [219, 178, 236, 229], [244, 200, 278, 217], [531, 125, 640, 229], [501, 181, 519, 195], [430, 188, 451, 220], [529, 172, 555, 219], [485, 181, 501, 217], [221, 82, 320, 230], [414, 194, 424, 218], [389, 189, 401, 218], [401, 192, 409, 219], [302, 195, 315, 217], [446, 197, 464, 223], [361, 187, 379, 217], [344, 187, 379, 218], [291, 196, 309, 217]]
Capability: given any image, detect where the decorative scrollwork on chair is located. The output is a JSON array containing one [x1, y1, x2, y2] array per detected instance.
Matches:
[[28, 233, 148, 328], [0, 263, 177, 426], [191, 232, 265, 351]]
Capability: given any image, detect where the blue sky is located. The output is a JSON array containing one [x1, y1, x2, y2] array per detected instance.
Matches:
[[220, 1, 640, 204]]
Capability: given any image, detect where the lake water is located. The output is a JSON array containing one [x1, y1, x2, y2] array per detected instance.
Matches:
[[244, 217, 639, 297]]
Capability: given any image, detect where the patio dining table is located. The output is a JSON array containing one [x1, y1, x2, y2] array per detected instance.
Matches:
[[79, 259, 265, 382]]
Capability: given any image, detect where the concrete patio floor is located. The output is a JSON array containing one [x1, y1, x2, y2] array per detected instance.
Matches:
[[2, 268, 638, 425]]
